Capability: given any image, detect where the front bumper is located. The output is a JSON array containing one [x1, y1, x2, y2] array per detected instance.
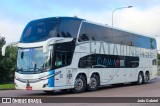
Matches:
[[15, 79, 68, 91]]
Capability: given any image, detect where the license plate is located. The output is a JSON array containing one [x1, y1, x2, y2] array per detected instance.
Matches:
[[26, 86, 32, 90]]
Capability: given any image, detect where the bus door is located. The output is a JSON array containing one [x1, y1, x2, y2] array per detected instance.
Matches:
[[125, 56, 139, 82], [53, 50, 73, 87]]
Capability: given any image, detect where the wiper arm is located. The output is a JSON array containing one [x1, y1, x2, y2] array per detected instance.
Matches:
[[28, 68, 40, 71], [17, 68, 27, 71]]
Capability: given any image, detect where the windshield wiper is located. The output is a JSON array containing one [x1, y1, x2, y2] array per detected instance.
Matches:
[[28, 68, 40, 71], [17, 68, 27, 72]]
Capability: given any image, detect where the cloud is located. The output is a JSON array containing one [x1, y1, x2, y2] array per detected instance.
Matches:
[[1, 0, 160, 50], [114, 5, 160, 50], [0, 19, 24, 43], [115, 6, 160, 36], [71, 5, 160, 36], [69, 5, 160, 50]]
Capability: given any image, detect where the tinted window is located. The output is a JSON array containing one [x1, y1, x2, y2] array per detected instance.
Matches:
[[20, 19, 58, 43], [58, 20, 81, 38], [78, 22, 112, 43], [112, 29, 135, 46], [52, 40, 76, 69], [152, 59, 157, 65], [112, 29, 157, 49], [78, 22, 156, 49], [78, 54, 139, 68], [150, 38, 156, 49]]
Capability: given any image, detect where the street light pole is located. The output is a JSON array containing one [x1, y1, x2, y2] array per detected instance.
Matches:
[[112, 6, 133, 27]]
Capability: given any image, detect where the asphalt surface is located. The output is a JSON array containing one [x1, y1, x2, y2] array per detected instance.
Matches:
[[1, 77, 160, 106]]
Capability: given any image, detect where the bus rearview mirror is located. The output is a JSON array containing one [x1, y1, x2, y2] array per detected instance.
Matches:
[[1, 41, 19, 56]]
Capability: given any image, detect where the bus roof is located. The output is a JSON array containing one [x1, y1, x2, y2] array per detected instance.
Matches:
[[29, 16, 155, 40], [30, 16, 84, 23]]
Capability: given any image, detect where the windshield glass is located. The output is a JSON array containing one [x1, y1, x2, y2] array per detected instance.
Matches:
[[20, 18, 82, 43], [20, 19, 58, 43], [17, 47, 52, 74]]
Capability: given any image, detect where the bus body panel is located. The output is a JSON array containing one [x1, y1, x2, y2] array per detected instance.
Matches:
[[10, 17, 157, 92]]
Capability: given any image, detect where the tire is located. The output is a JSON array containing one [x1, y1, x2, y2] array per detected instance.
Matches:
[[144, 72, 150, 84], [43, 90, 54, 94], [137, 73, 144, 85], [72, 75, 86, 93], [87, 74, 99, 91]]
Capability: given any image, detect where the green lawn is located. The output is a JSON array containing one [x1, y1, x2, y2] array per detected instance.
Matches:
[[0, 84, 15, 90]]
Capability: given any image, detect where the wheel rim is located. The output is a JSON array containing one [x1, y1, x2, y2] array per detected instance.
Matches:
[[74, 78, 83, 91], [89, 77, 97, 89]]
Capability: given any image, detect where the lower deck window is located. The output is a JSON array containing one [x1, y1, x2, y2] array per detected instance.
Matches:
[[78, 54, 139, 68]]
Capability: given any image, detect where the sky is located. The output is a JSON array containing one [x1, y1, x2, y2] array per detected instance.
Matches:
[[0, 0, 160, 49]]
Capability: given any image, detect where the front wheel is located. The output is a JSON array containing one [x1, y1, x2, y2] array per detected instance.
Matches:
[[72, 75, 86, 93], [87, 74, 99, 91]]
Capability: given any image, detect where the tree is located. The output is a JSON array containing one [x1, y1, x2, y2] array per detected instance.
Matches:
[[0, 36, 17, 84], [0, 36, 6, 48]]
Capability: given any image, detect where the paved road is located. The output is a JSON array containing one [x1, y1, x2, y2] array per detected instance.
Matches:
[[1, 77, 160, 106]]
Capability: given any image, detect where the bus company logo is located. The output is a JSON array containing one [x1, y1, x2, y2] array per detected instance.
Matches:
[[2, 98, 11, 103], [96, 57, 121, 67]]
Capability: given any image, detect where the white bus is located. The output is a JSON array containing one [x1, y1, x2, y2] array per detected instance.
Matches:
[[2, 17, 157, 93]]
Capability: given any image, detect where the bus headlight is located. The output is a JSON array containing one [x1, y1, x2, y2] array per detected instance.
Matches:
[[40, 71, 61, 80]]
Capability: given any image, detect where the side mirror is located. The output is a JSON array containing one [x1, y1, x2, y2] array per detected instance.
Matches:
[[1, 41, 19, 56]]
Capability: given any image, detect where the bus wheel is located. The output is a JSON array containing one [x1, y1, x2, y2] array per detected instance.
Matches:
[[72, 75, 86, 93], [144, 72, 150, 84], [87, 74, 99, 91], [137, 73, 144, 85], [43, 91, 54, 94]]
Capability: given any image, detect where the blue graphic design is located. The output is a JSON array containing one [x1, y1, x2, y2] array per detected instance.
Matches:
[[96, 57, 118, 67], [48, 70, 55, 87]]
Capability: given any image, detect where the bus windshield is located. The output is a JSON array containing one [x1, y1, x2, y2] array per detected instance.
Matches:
[[20, 19, 58, 43], [17, 47, 51, 74], [20, 18, 82, 43]]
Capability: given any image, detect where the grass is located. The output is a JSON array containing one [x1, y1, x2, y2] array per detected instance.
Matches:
[[0, 84, 15, 90]]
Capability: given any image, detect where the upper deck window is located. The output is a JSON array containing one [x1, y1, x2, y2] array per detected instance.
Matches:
[[78, 22, 156, 49], [58, 20, 81, 38], [20, 19, 58, 43], [20, 18, 82, 43]]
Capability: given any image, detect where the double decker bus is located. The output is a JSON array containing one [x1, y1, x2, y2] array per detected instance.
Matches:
[[2, 17, 157, 93]]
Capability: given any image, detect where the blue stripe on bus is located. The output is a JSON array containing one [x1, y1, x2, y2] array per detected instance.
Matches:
[[48, 70, 55, 87]]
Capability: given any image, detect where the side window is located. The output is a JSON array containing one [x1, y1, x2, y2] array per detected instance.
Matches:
[[112, 29, 134, 46], [150, 38, 156, 49], [78, 34, 95, 41], [152, 59, 157, 65], [78, 55, 94, 68], [52, 41, 75, 69], [125, 56, 139, 68], [78, 23, 96, 42], [78, 54, 139, 68], [54, 51, 72, 67], [78, 22, 112, 43], [58, 20, 81, 38]]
